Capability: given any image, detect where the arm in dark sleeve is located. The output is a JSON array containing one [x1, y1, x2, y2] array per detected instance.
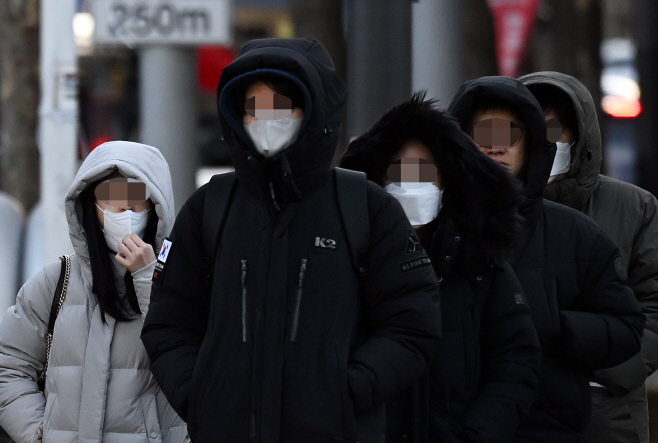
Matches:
[[347, 185, 442, 414], [559, 231, 645, 370], [460, 262, 541, 441], [594, 192, 658, 394], [141, 187, 211, 421]]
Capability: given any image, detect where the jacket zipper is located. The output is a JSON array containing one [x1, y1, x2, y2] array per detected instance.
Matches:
[[290, 259, 307, 342], [268, 182, 281, 211], [241, 259, 248, 343]]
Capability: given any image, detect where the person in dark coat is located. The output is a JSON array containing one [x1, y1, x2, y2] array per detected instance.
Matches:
[[447, 76, 646, 443], [340, 93, 542, 443], [521, 71, 658, 443], [140, 38, 442, 443]]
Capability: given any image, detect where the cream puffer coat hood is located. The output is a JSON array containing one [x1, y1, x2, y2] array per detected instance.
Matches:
[[0, 141, 186, 443]]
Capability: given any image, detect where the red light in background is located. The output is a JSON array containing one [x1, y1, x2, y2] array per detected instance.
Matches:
[[197, 46, 236, 94], [90, 136, 113, 152], [602, 96, 642, 118]]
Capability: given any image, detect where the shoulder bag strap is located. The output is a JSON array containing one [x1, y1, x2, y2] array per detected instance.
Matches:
[[38, 255, 70, 391]]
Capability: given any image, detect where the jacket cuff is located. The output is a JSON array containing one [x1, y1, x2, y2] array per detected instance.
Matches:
[[132, 260, 156, 280], [593, 352, 647, 395]]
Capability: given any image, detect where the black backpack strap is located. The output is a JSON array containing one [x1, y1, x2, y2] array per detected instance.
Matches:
[[335, 168, 370, 277], [202, 172, 237, 269]]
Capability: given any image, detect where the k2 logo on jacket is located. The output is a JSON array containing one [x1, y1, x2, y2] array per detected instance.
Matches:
[[514, 293, 527, 305], [153, 238, 172, 283], [315, 237, 336, 249], [400, 256, 432, 273], [406, 230, 422, 254]]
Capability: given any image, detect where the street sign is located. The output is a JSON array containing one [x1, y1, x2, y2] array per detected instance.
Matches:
[[91, 0, 233, 45]]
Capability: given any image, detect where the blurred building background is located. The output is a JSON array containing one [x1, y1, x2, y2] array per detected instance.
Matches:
[[1, 0, 658, 441]]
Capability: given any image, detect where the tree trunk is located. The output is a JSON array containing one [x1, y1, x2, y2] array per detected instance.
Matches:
[[0, 0, 40, 213]]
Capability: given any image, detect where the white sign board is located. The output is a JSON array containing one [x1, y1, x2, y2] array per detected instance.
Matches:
[[91, 0, 232, 45]]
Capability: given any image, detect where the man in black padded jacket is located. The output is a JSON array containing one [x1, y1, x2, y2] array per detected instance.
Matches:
[[448, 76, 645, 443], [141, 38, 442, 443]]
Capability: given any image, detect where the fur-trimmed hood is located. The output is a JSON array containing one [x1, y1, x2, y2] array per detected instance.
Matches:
[[340, 93, 523, 263]]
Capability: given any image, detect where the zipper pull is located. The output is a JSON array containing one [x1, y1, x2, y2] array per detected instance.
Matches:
[[290, 259, 308, 342], [299, 258, 307, 284], [241, 259, 248, 343], [268, 182, 281, 211]]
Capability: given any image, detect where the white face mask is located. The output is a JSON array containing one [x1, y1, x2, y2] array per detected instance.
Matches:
[[244, 117, 303, 157], [96, 204, 151, 253], [548, 141, 574, 183], [384, 182, 442, 227]]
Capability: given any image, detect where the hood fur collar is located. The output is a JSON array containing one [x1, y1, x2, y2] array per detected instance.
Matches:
[[340, 93, 523, 262]]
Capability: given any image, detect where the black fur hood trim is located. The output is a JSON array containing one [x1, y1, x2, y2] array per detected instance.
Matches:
[[340, 92, 524, 262]]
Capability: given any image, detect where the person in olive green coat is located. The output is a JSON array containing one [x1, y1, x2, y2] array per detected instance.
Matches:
[[521, 71, 658, 443]]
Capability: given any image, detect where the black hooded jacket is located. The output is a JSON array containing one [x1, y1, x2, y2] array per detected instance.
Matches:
[[141, 39, 442, 443], [340, 94, 542, 443], [447, 77, 645, 442]]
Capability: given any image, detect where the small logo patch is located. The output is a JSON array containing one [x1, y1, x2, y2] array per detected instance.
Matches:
[[514, 293, 527, 305], [400, 256, 432, 273], [614, 256, 627, 281], [315, 237, 336, 250], [158, 239, 173, 262], [406, 230, 422, 254], [153, 238, 172, 283]]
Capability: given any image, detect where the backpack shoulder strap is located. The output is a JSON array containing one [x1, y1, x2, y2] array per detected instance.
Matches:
[[202, 171, 237, 266], [335, 168, 370, 277]]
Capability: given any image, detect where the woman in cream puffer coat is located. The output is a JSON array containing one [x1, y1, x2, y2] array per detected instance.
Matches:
[[0, 141, 187, 443]]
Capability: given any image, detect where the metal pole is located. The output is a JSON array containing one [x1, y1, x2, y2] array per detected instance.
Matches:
[[346, 0, 412, 140], [139, 46, 198, 213], [39, 0, 78, 264], [412, 0, 465, 105]]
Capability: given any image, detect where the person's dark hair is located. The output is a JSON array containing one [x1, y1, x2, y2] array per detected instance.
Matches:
[[464, 99, 526, 132], [463, 98, 533, 180], [235, 75, 305, 115], [80, 178, 158, 323], [527, 84, 579, 142]]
